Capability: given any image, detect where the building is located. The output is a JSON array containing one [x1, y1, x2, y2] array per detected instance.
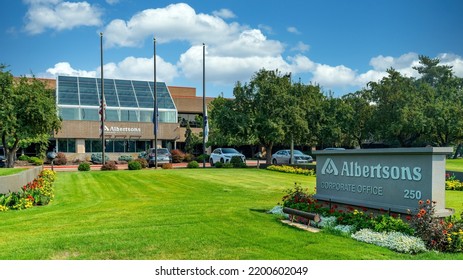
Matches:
[[43, 76, 212, 161]]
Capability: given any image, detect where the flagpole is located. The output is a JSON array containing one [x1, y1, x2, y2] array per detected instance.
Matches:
[[153, 37, 158, 169], [202, 43, 206, 168], [100, 32, 105, 165]]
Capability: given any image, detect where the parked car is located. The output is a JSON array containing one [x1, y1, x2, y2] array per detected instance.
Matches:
[[145, 148, 172, 167], [0, 146, 5, 168], [209, 148, 246, 165], [271, 149, 313, 164]]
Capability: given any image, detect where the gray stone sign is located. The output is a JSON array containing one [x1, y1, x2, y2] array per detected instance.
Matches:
[[313, 147, 453, 216]]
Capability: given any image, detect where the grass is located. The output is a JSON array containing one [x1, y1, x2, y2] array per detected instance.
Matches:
[[0, 168, 462, 260], [446, 159, 463, 172], [0, 168, 27, 176]]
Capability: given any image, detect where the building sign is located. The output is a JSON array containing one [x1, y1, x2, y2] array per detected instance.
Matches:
[[103, 125, 141, 134], [313, 147, 452, 216]]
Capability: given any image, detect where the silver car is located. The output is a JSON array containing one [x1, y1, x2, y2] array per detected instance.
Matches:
[[209, 148, 246, 165], [145, 148, 172, 167], [271, 150, 313, 164]]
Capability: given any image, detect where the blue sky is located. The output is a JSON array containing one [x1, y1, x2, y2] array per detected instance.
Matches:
[[1, 0, 462, 97]]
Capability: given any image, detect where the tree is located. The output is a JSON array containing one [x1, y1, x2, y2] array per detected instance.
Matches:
[[414, 56, 463, 148], [184, 122, 200, 154], [340, 91, 374, 148], [366, 69, 428, 147], [211, 69, 294, 163], [0, 66, 61, 167]]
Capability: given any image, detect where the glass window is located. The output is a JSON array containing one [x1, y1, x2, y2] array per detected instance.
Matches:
[[159, 111, 177, 123], [115, 80, 138, 107], [57, 76, 79, 105], [59, 107, 79, 120], [133, 80, 153, 108], [57, 139, 75, 153], [121, 110, 138, 122], [139, 110, 152, 122], [105, 109, 119, 121], [97, 79, 119, 107], [127, 141, 136, 152], [81, 108, 99, 121], [79, 77, 99, 106], [114, 140, 125, 152]]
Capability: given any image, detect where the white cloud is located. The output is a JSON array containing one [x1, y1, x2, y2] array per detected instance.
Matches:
[[106, 0, 119, 5], [212, 8, 236, 19], [102, 3, 242, 47], [287, 26, 301, 34], [45, 62, 97, 77], [438, 53, 463, 77], [24, 0, 102, 34], [311, 64, 358, 88], [290, 41, 310, 53], [45, 57, 178, 83]]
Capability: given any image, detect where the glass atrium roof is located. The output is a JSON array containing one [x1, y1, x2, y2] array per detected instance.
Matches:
[[57, 76, 176, 110], [56, 76, 177, 123]]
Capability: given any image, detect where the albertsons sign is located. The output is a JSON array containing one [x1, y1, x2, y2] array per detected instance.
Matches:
[[313, 148, 452, 216]]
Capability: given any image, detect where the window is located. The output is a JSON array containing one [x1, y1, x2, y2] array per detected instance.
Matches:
[[58, 139, 76, 153]]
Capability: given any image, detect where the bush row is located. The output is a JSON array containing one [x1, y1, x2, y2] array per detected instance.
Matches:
[[0, 170, 57, 211], [267, 165, 315, 176]]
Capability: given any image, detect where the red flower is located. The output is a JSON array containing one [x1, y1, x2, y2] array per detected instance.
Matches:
[[418, 200, 423, 205], [405, 216, 411, 221], [426, 199, 431, 205], [338, 210, 344, 213], [362, 207, 368, 212]]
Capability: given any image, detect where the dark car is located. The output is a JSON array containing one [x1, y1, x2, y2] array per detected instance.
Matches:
[[145, 148, 172, 167], [0, 147, 5, 168]]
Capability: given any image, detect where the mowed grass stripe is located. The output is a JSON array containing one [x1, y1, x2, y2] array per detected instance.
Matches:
[[0, 168, 462, 260]]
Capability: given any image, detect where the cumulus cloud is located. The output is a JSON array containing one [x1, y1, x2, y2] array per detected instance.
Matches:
[[102, 3, 242, 47], [212, 8, 236, 19], [24, 0, 102, 34], [45, 57, 178, 83]]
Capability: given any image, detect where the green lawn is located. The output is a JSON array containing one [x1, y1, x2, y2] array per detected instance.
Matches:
[[446, 158, 463, 172], [0, 168, 27, 176], [0, 168, 462, 260]]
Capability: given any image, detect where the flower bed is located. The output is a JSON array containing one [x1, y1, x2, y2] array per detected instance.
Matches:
[[0, 170, 56, 211], [280, 184, 463, 253], [267, 165, 315, 176]]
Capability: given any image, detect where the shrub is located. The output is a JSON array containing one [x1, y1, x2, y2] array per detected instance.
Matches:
[[91, 153, 109, 164], [54, 152, 67, 165], [230, 156, 247, 168], [214, 162, 223, 168], [101, 161, 118, 171], [223, 162, 233, 168], [170, 149, 185, 163], [187, 160, 199, 168], [18, 155, 29, 161], [184, 153, 195, 162], [161, 163, 173, 169], [78, 162, 91, 171], [29, 157, 43, 166], [134, 158, 148, 169], [128, 161, 142, 170], [196, 154, 209, 163], [118, 155, 133, 162]]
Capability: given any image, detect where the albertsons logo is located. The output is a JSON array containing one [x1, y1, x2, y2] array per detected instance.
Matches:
[[321, 158, 338, 175]]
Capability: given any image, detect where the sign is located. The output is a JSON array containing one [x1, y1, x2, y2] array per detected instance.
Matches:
[[313, 147, 453, 216], [104, 125, 141, 134]]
